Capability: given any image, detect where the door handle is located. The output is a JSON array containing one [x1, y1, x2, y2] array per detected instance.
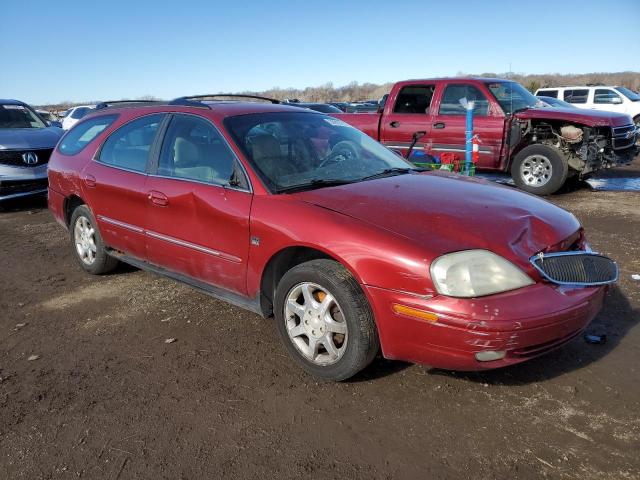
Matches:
[[390, 121, 400, 128], [433, 122, 446, 129], [148, 190, 169, 206], [82, 174, 97, 188]]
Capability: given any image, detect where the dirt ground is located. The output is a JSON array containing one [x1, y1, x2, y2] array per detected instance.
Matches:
[[1, 176, 639, 479]]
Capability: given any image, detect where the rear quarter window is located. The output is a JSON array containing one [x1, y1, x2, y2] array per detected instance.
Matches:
[[563, 89, 589, 104], [58, 115, 119, 156], [537, 89, 558, 98]]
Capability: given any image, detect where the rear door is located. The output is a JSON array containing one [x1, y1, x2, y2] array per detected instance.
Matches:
[[379, 84, 435, 155], [145, 113, 252, 295], [81, 113, 166, 260], [428, 82, 503, 169]]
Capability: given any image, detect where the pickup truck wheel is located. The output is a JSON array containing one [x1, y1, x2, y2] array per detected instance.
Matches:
[[70, 205, 119, 275], [511, 144, 568, 195], [274, 259, 379, 381]]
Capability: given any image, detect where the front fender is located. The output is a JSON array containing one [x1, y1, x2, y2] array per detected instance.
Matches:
[[246, 195, 436, 298]]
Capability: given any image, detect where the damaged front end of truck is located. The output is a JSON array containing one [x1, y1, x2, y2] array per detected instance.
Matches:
[[507, 111, 639, 179]]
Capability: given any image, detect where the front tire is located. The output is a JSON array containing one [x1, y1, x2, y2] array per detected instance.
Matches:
[[510, 144, 568, 195], [69, 205, 119, 275], [274, 259, 379, 381]]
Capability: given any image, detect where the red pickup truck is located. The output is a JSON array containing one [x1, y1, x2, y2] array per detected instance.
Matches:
[[336, 78, 638, 195]]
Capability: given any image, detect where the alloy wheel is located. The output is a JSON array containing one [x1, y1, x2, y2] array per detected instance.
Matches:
[[74, 215, 97, 265], [520, 154, 553, 187], [284, 282, 348, 366]]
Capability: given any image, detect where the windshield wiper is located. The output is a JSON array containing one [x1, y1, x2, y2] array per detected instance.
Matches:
[[275, 179, 354, 194], [359, 167, 426, 182]]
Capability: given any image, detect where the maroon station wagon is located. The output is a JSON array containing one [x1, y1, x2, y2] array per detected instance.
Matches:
[[47, 96, 618, 381]]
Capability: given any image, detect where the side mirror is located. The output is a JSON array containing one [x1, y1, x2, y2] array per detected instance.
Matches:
[[48, 120, 63, 128], [611, 97, 623, 104]]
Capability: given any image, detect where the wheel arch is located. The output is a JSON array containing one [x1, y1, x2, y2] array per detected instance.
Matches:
[[63, 194, 86, 226], [258, 245, 362, 318]]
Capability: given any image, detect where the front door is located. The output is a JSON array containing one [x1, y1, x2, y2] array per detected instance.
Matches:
[[428, 83, 503, 170], [145, 113, 253, 295], [592, 88, 627, 115], [82, 113, 166, 260]]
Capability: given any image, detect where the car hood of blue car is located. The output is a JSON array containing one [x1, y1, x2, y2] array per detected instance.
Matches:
[[0, 127, 64, 150]]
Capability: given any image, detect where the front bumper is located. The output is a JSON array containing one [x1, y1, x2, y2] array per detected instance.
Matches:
[[0, 164, 48, 201], [365, 283, 606, 371]]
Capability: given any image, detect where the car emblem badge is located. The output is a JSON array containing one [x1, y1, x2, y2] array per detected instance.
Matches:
[[22, 152, 38, 165]]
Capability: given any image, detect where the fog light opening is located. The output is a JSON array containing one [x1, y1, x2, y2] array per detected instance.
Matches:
[[475, 350, 506, 362]]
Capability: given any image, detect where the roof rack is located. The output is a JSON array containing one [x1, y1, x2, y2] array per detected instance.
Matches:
[[95, 100, 162, 110], [170, 94, 280, 108]]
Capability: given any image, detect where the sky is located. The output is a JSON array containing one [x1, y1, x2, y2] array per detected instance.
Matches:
[[1, 0, 639, 105]]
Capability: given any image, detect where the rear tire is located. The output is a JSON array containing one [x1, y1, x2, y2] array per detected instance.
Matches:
[[510, 144, 568, 196], [274, 259, 379, 381], [69, 205, 119, 275]]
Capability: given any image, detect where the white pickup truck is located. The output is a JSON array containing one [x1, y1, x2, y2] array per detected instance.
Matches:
[[535, 86, 640, 128]]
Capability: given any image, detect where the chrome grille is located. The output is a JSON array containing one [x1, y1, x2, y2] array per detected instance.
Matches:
[[611, 124, 637, 150], [530, 252, 618, 286], [0, 148, 53, 168]]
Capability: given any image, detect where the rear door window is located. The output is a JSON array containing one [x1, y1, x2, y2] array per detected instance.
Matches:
[[563, 89, 589, 104], [438, 84, 489, 116], [58, 114, 118, 155], [393, 85, 435, 114], [98, 114, 164, 172]]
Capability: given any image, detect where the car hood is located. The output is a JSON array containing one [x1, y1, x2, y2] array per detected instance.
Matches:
[[515, 107, 632, 127], [292, 173, 580, 268], [0, 127, 64, 150]]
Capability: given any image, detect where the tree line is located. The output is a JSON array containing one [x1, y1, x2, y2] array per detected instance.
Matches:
[[38, 71, 640, 111]]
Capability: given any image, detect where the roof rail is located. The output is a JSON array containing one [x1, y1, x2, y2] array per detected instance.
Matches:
[[170, 94, 280, 106], [95, 100, 162, 110]]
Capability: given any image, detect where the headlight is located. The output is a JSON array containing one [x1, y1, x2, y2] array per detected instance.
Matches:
[[430, 249, 534, 298]]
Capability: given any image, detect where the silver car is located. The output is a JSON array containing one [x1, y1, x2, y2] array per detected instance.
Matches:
[[0, 100, 64, 201]]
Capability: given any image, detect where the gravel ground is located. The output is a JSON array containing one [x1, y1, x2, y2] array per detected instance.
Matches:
[[1, 177, 639, 479]]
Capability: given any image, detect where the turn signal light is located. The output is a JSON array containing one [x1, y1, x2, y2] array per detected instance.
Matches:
[[392, 304, 438, 323]]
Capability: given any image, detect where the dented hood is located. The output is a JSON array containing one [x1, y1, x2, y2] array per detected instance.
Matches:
[[292, 173, 580, 268], [515, 107, 632, 128]]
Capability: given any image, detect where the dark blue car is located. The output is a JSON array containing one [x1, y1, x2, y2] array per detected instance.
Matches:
[[0, 99, 64, 201]]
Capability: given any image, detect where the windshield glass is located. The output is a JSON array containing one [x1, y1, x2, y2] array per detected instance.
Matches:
[[0, 103, 47, 129], [224, 112, 414, 192], [71, 107, 92, 119], [537, 96, 575, 109], [486, 81, 542, 114], [616, 86, 640, 101]]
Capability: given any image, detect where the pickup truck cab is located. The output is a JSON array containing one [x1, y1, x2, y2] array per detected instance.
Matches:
[[337, 78, 638, 195]]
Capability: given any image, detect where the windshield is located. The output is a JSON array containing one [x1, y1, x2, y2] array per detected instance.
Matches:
[[71, 107, 92, 119], [224, 112, 415, 193], [0, 103, 47, 129], [615, 86, 640, 101], [537, 96, 575, 109], [486, 81, 542, 114]]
